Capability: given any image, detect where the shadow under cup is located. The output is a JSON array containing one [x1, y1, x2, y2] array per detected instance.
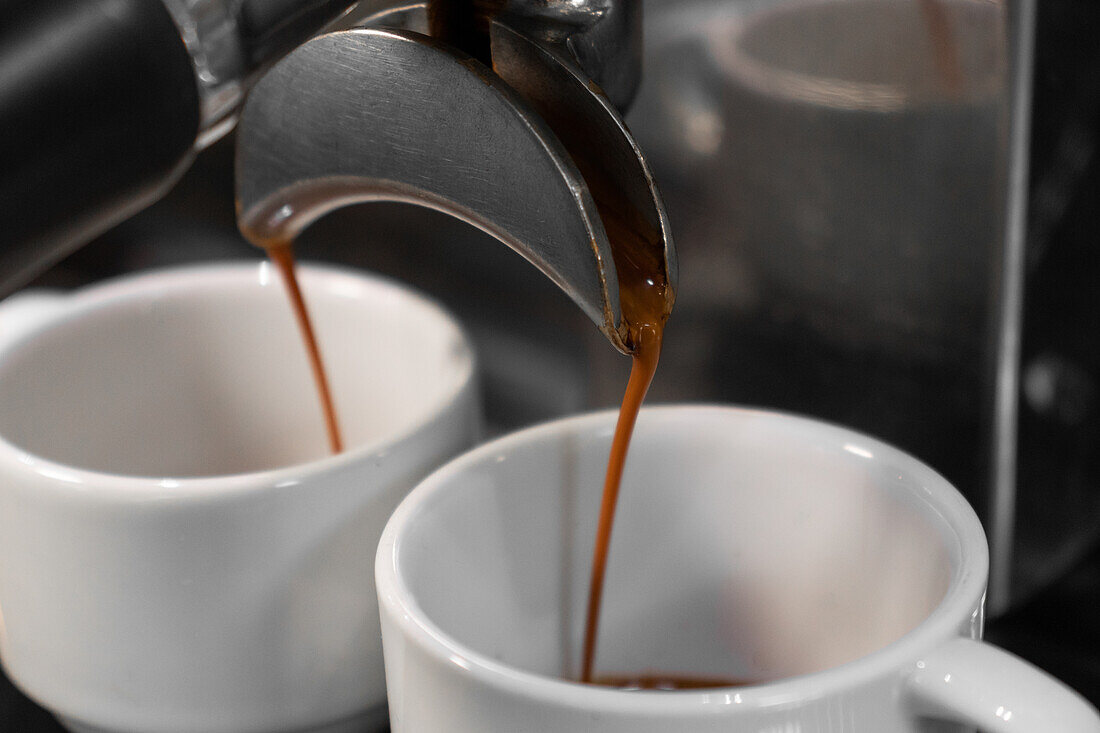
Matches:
[[383, 407, 973, 690]]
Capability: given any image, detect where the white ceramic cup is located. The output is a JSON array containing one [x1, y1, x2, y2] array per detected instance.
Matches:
[[0, 262, 481, 733], [376, 406, 1100, 731]]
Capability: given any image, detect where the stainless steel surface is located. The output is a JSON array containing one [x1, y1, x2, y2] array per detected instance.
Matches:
[[356, 0, 641, 111], [500, 0, 642, 112], [490, 20, 677, 296], [234, 27, 619, 348], [235, 23, 675, 352], [161, 0, 248, 145]]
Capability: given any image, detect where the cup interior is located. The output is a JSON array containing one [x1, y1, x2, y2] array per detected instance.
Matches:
[[0, 263, 473, 477], [392, 407, 960, 684]]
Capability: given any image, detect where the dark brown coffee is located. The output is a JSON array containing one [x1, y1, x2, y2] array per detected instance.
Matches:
[[594, 674, 751, 691]]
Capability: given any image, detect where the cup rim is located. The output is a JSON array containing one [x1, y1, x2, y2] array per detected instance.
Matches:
[[704, 0, 1004, 112], [376, 404, 988, 713], [0, 261, 476, 501]]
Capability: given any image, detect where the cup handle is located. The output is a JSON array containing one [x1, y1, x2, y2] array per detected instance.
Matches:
[[0, 290, 69, 349], [906, 637, 1100, 731]]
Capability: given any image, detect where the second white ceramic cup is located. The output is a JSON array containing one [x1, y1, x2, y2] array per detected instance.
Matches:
[[377, 406, 1100, 732], [0, 262, 481, 733]]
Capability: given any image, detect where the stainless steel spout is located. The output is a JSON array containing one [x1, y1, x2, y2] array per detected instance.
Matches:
[[235, 8, 673, 353]]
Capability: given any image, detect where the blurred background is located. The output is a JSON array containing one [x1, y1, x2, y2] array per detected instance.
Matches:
[[3, 0, 1100, 726]]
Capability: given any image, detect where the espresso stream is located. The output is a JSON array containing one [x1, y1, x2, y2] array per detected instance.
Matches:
[[264, 242, 344, 454], [578, 207, 672, 685]]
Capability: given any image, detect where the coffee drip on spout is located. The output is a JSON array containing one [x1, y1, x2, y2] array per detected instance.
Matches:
[[235, 0, 675, 353]]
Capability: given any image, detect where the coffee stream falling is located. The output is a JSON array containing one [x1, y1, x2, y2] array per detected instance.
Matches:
[[263, 241, 344, 455], [579, 207, 673, 685]]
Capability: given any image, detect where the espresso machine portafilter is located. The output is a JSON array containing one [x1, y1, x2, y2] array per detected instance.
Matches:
[[234, 0, 677, 353]]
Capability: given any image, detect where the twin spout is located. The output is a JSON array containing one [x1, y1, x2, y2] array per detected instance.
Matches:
[[234, 1, 676, 354]]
